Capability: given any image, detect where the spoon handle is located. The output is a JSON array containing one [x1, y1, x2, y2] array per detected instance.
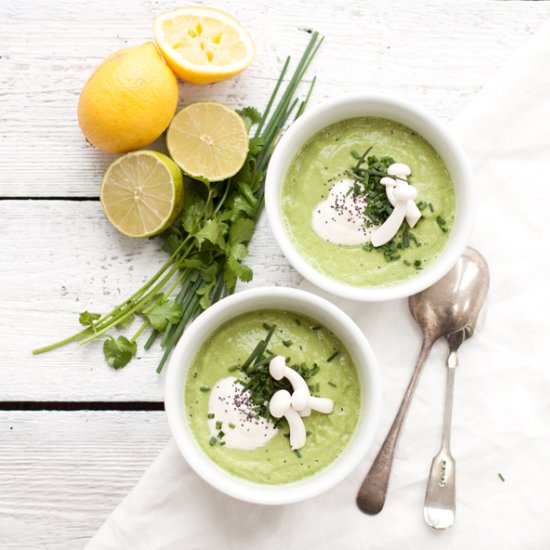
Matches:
[[356, 337, 435, 515], [424, 339, 461, 529]]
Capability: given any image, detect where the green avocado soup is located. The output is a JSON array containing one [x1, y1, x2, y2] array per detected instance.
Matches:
[[282, 117, 455, 287], [185, 309, 361, 485]]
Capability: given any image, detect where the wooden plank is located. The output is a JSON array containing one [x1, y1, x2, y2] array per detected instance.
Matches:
[[0, 200, 300, 401], [1, 0, 550, 197], [0, 410, 170, 549]]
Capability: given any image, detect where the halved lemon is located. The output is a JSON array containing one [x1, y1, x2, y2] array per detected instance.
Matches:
[[154, 7, 255, 85], [100, 151, 183, 238], [166, 101, 249, 182]]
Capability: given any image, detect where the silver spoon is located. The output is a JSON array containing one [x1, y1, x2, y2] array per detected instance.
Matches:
[[423, 247, 489, 529], [356, 247, 490, 517]]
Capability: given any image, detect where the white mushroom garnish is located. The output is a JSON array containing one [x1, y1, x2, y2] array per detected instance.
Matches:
[[269, 390, 306, 450], [371, 163, 421, 246], [269, 355, 311, 416], [371, 184, 418, 247], [291, 388, 334, 415]]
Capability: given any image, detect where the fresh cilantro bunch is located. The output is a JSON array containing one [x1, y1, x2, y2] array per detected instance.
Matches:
[[33, 32, 324, 373]]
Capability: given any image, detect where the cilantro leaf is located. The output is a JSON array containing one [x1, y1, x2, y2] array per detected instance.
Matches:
[[237, 106, 262, 132], [228, 218, 255, 247], [143, 298, 183, 332], [194, 218, 228, 249], [103, 336, 137, 369], [79, 311, 101, 327]]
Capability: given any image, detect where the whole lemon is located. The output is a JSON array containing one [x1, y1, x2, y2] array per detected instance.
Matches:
[[78, 42, 178, 153]]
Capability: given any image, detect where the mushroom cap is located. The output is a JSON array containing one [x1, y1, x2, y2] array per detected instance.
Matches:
[[394, 184, 417, 202], [388, 163, 412, 178], [380, 176, 397, 187], [268, 355, 286, 380], [291, 388, 310, 411], [269, 389, 291, 418]]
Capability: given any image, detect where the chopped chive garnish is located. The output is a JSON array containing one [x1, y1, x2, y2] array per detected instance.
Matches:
[[402, 228, 410, 248], [436, 216, 449, 233], [215, 421, 222, 430], [403, 260, 411, 266], [228, 365, 239, 372], [498, 473, 505, 482], [327, 350, 340, 362], [428, 202, 434, 212], [310, 325, 321, 331], [207, 413, 215, 419], [200, 386, 210, 392], [219, 441, 226, 446], [282, 340, 293, 347], [417, 201, 428, 211], [228, 423, 236, 429], [208, 437, 217, 446], [328, 381, 337, 388], [283, 432, 290, 439], [294, 318, 301, 326], [293, 449, 302, 458], [262, 322, 272, 331], [217, 431, 225, 439], [315, 382, 320, 393]]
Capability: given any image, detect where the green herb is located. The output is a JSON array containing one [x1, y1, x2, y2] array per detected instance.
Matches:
[[294, 318, 301, 326], [315, 382, 320, 393], [103, 336, 137, 369], [417, 201, 428, 211], [327, 350, 340, 362], [79, 311, 101, 327], [215, 421, 222, 430], [262, 322, 272, 331], [328, 381, 337, 388], [414, 260, 423, 270], [200, 386, 211, 393], [208, 437, 217, 446], [428, 202, 434, 213], [436, 215, 449, 233], [207, 413, 215, 419], [293, 449, 302, 458], [217, 431, 225, 439], [310, 325, 321, 331], [228, 423, 236, 429], [32, 33, 324, 373], [228, 365, 239, 372], [402, 228, 410, 248], [282, 340, 293, 347], [403, 260, 411, 266], [498, 473, 505, 482], [142, 295, 183, 332]]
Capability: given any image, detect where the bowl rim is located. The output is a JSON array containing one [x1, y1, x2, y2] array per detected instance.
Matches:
[[165, 286, 381, 505], [265, 93, 476, 302]]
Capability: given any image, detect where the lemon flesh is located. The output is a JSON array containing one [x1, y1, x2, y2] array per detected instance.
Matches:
[[167, 102, 249, 182], [154, 7, 255, 85], [100, 151, 183, 238]]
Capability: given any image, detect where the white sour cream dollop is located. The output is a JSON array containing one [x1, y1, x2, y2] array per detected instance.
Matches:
[[311, 178, 375, 246], [207, 376, 278, 450]]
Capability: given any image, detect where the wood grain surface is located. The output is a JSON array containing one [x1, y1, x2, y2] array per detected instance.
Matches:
[[1, 0, 549, 547]]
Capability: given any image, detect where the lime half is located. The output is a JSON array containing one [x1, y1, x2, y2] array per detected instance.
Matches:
[[100, 151, 183, 238], [166, 101, 249, 182]]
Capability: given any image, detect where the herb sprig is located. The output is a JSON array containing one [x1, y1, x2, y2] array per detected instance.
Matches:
[[33, 33, 324, 372]]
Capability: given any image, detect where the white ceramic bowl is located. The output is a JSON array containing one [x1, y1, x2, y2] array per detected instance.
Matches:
[[165, 287, 381, 505], [265, 94, 475, 301]]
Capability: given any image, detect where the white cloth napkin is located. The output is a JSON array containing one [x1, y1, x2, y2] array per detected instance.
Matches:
[[88, 18, 550, 550]]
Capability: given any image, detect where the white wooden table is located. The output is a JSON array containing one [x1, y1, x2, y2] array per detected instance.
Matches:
[[2, 1, 549, 547]]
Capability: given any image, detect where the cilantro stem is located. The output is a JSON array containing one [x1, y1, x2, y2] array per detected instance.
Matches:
[[130, 320, 149, 343]]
